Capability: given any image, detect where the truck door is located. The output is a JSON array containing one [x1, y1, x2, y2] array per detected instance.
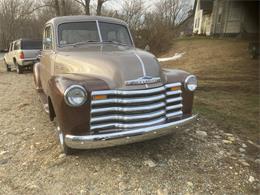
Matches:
[[41, 25, 56, 94]]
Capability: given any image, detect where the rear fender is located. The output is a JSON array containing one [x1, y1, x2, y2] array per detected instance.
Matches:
[[33, 62, 42, 92]]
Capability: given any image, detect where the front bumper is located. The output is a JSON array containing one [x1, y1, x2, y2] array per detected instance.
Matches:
[[65, 115, 197, 149]]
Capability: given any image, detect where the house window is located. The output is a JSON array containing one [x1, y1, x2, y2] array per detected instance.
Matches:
[[195, 18, 200, 28], [217, 7, 223, 23], [218, 14, 222, 23]]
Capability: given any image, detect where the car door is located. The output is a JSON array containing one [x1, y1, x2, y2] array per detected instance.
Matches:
[[12, 41, 19, 66], [5, 43, 13, 66], [40, 25, 56, 95]]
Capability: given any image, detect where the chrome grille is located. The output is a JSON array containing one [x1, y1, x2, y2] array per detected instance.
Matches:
[[90, 83, 183, 132]]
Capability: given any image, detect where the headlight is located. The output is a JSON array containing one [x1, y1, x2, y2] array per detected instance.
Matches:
[[64, 85, 87, 107], [184, 75, 197, 91]]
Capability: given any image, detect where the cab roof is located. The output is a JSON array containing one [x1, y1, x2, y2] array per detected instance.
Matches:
[[46, 15, 128, 27]]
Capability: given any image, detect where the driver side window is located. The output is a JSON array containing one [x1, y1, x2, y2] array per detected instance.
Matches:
[[43, 26, 53, 50]]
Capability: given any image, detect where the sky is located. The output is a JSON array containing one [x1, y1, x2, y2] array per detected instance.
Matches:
[[105, 0, 195, 12]]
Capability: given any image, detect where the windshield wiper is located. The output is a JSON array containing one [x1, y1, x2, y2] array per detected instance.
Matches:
[[59, 40, 100, 48], [103, 40, 129, 46]]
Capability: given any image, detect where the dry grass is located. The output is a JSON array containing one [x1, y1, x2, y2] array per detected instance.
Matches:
[[160, 38, 259, 142]]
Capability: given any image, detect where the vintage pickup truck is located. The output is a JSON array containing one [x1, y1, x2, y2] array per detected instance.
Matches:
[[34, 16, 198, 154]]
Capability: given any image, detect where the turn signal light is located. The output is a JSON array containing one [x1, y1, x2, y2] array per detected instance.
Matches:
[[19, 51, 24, 59], [170, 86, 181, 91], [92, 95, 107, 100]]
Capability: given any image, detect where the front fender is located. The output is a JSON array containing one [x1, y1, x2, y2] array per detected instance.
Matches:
[[48, 74, 109, 135], [162, 68, 195, 115]]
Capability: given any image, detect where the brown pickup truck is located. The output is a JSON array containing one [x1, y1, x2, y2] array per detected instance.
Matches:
[[33, 16, 198, 155]]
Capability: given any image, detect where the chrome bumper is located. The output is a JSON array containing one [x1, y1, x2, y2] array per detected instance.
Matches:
[[65, 115, 197, 149]]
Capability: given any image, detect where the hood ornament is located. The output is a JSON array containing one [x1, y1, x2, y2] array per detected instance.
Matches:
[[125, 76, 161, 86]]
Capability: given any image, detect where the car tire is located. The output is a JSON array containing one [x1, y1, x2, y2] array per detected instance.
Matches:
[[16, 63, 23, 74], [57, 126, 74, 155], [4, 60, 11, 72]]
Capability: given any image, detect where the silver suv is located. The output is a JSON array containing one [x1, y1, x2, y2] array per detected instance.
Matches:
[[4, 39, 42, 74]]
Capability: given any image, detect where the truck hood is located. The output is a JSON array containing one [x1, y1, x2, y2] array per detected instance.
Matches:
[[54, 45, 164, 89]]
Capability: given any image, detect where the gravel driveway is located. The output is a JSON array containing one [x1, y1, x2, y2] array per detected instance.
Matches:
[[0, 63, 259, 194]]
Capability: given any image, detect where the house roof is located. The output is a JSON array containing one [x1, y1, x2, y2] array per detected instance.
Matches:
[[201, 0, 214, 13], [194, 0, 214, 14]]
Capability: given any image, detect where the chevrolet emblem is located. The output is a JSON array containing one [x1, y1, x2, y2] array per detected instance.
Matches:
[[125, 76, 161, 86]]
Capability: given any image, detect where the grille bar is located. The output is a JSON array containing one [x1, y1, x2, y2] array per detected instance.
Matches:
[[91, 102, 166, 114], [166, 90, 182, 96], [165, 82, 182, 88], [92, 86, 165, 96], [91, 110, 165, 123], [166, 111, 183, 118], [92, 94, 166, 105], [166, 97, 183, 104], [91, 117, 166, 131], [166, 104, 183, 111]]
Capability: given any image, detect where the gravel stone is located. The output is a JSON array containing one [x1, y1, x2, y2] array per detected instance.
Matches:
[[196, 130, 208, 138], [222, 140, 233, 144], [249, 176, 255, 183], [144, 159, 157, 167], [241, 143, 247, 148]]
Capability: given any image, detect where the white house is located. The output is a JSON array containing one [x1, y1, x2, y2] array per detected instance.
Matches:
[[193, 0, 259, 36]]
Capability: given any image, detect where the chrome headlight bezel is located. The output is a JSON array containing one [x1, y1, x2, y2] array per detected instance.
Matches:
[[64, 85, 87, 107], [184, 75, 198, 92]]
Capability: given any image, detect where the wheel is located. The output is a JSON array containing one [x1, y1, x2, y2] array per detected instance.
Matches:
[[57, 126, 74, 155], [4, 60, 11, 72], [16, 63, 23, 74]]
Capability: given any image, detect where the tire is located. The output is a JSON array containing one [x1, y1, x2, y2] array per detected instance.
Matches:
[[4, 60, 11, 72], [16, 63, 23, 74], [57, 126, 74, 155]]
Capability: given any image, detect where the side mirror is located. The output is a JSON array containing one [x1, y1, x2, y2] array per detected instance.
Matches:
[[144, 45, 150, 52], [43, 38, 52, 47], [36, 54, 42, 62]]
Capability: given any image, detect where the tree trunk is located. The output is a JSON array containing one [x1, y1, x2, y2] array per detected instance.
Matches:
[[54, 0, 60, 16], [96, 0, 103, 16], [85, 0, 90, 15], [60, 0, 66, 16]]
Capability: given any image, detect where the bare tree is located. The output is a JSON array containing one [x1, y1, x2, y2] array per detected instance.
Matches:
[[74, 0, 91, 15], [121, 0, 144, 31], [97, 0, 109, 16], [155, 0, 189, 29]]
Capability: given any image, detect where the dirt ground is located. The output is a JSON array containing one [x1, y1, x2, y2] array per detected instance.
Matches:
[[0, 42, 259, 194], [160, 38, 259, 143]]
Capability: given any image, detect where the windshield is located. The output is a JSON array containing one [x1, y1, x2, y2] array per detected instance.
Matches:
[[58, 21, 100, 46], [21, 40, 42, 50], [99, 22, 132, 46], [58, 21, 132, 47]]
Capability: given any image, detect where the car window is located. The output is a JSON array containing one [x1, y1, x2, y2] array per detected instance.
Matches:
[[44, 26, 53, 50], [21, 40, 42, 50], [58, 22, 100, 45], [13, 41, 20, 50], [99, 22, 132, 46]]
